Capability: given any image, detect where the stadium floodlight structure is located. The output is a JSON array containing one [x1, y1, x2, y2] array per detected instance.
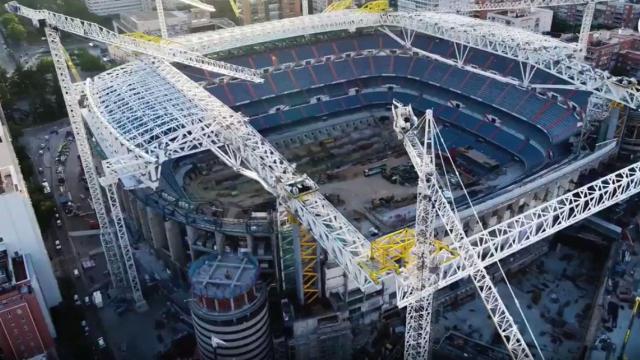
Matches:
[[5, 2, 262, 82]]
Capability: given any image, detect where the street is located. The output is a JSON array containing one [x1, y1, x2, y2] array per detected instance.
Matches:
[[21, 119, 113, 359]]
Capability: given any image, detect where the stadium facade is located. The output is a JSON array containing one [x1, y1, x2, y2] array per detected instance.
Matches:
[[87, 25, 624, 357]]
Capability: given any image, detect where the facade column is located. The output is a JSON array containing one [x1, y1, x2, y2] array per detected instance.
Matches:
[[165, 220, 187, 267], [246, 234, 255, 255], [215, 231, 226, 254], [137, 201, 152, 243], [147, 208, 168, 250], [186, 225, 202, 261]]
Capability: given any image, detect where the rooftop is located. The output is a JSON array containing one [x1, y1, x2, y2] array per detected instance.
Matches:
[[189, 252, 259, 300], [0, 105, 24, 195]]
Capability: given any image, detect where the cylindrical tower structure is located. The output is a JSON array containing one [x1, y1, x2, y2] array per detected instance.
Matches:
[[188, 252, 272, 360]]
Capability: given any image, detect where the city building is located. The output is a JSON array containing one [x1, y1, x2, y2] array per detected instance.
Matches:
[[280, 0, 302, 18], [0, 245, 57, 359], [70, 10, 625, 359], [586, 29, 640, 74], [556, 2, 640, 30], [0, 105, 61, 311], [84, 0, 152, 16], [188, 252, 272, 360], [486, 8, 553, 33], [397, 0, 472, 12], [237, 0, 281, 24], [115, 8, 220, 37]]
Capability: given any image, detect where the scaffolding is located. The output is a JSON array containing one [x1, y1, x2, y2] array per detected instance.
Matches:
[[364, 228, 459, 283], [298, 225, 320, 304]]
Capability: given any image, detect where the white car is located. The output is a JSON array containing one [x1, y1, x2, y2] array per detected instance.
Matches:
[[97, 337, 106, 349], [73, 268, 80, 278], [55, 240, 62, 251], [41, 181, 50, 194], [56, 219, 63, 227], [73, 294, 80, 305]]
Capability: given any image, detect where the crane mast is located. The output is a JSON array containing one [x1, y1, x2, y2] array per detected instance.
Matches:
[[393, 103, 534, 359], [397, 106, 440, 358], [155, 0, 169, 39], [43, 28, 144, 305], [5, 2, 262, 82]]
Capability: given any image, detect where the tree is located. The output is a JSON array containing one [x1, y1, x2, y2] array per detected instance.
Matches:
[[0, 13, 19, 29], [6, 22, 27, 43], [0, 67, 11, 107], [75, 49, 105, 72]]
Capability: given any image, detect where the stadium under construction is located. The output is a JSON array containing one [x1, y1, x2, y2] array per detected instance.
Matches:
[[8, 1, 640, 359]]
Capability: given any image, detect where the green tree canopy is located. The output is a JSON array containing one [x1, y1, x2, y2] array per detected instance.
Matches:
[[6, 22, 27, 42], [0, 13, 19, 28]]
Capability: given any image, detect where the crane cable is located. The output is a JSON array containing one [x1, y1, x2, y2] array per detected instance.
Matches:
[[429, 118, 546, 360]]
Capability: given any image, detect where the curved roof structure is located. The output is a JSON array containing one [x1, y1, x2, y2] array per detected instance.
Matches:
[[85, 61, 206, 159]]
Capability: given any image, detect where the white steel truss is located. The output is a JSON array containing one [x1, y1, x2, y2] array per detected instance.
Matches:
[[105, 183, 147, 311], [44, 27, 128, 290], [394, 104, 533, 360], [173, 9, 640, 109], [84, 59, 376, 290], [398, 106, 439, 359], [155, 0, 169, 39], [435, 156, 640, 293], [577, 1, 596, 59], [5, 2, 262, 82], [436, 0, 606, 13], [178, 0, 216, 11]]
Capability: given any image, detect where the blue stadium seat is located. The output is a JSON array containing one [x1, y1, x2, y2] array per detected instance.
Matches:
[[311, 63, 335, 84]]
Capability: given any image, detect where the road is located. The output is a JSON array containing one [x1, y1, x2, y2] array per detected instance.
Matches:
[[21, 119, 114, 359], [0, 30, 16, 73], [0, 29, 104, 73]]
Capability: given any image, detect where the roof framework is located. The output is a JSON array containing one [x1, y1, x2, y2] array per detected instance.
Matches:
[[82, 8, 640, 292], [176, 10, 640, 108]]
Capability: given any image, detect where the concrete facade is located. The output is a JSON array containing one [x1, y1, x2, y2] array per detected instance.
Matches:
[[0, 105, 61, 310], [84, 0, 152, 16]]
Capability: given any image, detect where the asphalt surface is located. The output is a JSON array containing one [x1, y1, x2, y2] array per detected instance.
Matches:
[[21, 119, 114, 359]]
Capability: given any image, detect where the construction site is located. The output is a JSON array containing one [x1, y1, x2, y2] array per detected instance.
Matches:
[[6, 0, 640, 359]]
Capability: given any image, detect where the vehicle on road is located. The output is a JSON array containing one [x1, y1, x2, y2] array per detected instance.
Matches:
[[81, 320, 89, 335], [56, 219, 62, 227], [73, 294, 80, 305], [88, 220, 99, 229], [92, 291, 103, 308], [97, 337, 106, 349], [54, 240, 62, 251], [73, 268, 80, 278], [41, 181, 50, 194], [84, 296, 91, 306]]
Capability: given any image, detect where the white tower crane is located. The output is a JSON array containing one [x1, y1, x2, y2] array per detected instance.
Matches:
[[393, 103, 535, 359], [5, 2, 261, 82], [155, 0, 169, 39], [433, 0, 603, 58], [4, 1, 261, 309], [155, 0, 216, 40]]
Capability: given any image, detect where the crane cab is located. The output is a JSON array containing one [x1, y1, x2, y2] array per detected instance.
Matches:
[[284, 176, 318, 198]]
